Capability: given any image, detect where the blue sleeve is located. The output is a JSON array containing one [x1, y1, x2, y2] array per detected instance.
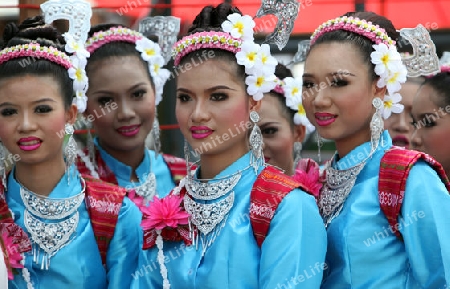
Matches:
[[259, 188, 327, 289], [401, 160, 450, 287], [106, 196, 143, 288]]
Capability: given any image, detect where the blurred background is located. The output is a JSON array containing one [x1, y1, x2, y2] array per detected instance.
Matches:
[[2, 0, 449, 161]]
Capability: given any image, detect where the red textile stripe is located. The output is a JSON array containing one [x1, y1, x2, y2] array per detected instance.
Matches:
[[250, 166, 312, 247], [84, 175, 127, 265], [379, 147, 450, 240]]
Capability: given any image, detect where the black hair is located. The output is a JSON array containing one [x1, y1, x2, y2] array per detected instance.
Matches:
[[421, 71, 450, 107], [178, 3, 246, 81], [0, 16, 73, 108], [268, 64, 296, 128], [311, 11, 400, 81], [86, 24, 152, 84]]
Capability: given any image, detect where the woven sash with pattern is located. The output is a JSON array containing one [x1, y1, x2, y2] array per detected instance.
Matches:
[[379, 147, 450, 240], [84, 175, 127, 265], [250, 166, 312, 247]]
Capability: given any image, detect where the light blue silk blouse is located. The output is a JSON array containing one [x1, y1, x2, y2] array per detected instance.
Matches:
[[95, 138, 175, 198], [321, 130, 450, 288], [7, 165, 142, 289], [132, 152, 327, 289]]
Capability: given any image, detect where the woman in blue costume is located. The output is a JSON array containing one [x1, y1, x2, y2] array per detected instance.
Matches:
[[132, 3, 327, 289], [76, 22, 185, 203], [0, 14, 141, 288], [301, 11, 450, 288]]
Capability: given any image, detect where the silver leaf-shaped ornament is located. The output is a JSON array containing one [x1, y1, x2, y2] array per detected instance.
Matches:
[[399, 24, 440, 77], [255, 0, 299, 51], [439, 51, 450, 66], [41, 0, 92, 44], [139, 16, 181, 64], [289, 39, 310, 65]]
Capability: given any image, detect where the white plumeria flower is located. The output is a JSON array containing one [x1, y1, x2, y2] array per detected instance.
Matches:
[[236, 41, 260, 73], [63, 33, 90, 59], [371, 44, 402, 77], [294, 103, 315, 133], [245, 73, 277, 101], [254, 44, 277, 74], [283, 77, 303, 109], [381, 93, 404, 119], [377, 64, 407, 94], [221, 13, 255, 41], [68, 57, 88, 91], [154, 68, 171, 105], [136, 38, 162, 62], [149, 55, 166, 78], [74, 92, 87, 113]]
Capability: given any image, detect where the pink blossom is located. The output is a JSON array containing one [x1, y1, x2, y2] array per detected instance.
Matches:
[[293, 158, 323, 197], [141, 195, 190, 231]]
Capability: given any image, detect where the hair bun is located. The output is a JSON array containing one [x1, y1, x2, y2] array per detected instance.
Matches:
[[3, 22, 20, 46], [188, 3, 242, 34]]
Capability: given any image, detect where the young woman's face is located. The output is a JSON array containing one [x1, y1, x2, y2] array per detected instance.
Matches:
[[302, 42, 384, 156], [411, 84, 450, 175], [259, 94, 305, 175], [86, 56, 155, 154], [176, 59, 257, 160], [0, 75, 76, 166], [384, 81, 419, 148]]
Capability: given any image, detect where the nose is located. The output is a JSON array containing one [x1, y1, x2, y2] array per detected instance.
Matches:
[[392, 112, 410, 133], [191, 99, 210, 124], [116, 99, 136, 122], [18, 111, 37, 133], [410, 128, 423, 150], [309, 85, 331, 109]]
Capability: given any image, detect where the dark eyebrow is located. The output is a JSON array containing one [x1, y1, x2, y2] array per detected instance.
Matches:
[[177, 85, 237, 94], [91, 83, 148, 95], [302, 71, 356, 78], [0, 98, 56, 108]]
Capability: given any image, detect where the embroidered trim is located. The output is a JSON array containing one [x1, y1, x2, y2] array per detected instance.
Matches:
[[249, 203, 275, 219], [86, 195, 121, 215]]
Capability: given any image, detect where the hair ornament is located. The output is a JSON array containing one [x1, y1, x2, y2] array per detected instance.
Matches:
[[274, 77, 315, 133], [86, 26, 170, 106], [173, 12, 279, 101], [41, 0, 92, 113]]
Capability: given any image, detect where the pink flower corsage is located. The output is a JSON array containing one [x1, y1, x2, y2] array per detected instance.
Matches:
[[0, 223, 30, 280], [293, 158, 323, 198], [141, 194, 191, 249]]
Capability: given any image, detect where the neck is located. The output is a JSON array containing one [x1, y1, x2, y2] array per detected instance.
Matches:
[[98, 140, 146, 172], [14, 158, 66, 197], [334, 130, 372, 161], [197, 145, 249, 180]]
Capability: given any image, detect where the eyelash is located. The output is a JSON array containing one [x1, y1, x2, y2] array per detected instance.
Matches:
[[98, 97, 113, 106], [132, 89, 146, 99], [211, 93, 228, 101], [261, 127, 278, 135], [0, 105, 53, 116], [177, 94, 191, 102], [302, 79, 349, 89], [0, 108, 16, 117]]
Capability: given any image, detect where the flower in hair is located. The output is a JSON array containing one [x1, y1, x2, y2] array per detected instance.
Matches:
[[236, 41, 261, 72], [149, 56, 171, 105], [378, 65, 407, 94], [221, 14, 255, 42], [136, 38, 162, 62], [246, 72, 277, 101], [68, 57, 88, 91], [63, 33, 90, 60], [254, 44, 277, 73], [371, 44, 402, 77], [381, 93, 404, 119]]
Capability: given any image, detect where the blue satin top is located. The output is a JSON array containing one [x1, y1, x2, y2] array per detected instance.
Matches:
[[321, 130, 450, 288], [7, 165, 142, 289], [95, 138, 175, 198], [132, 152, 327, 289]]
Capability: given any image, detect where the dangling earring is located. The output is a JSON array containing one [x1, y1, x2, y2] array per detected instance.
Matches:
[[151, 113, 161, 158], [64, 123, 77, 183], [249, 111, 264, 174], [316, 133, 323, 164], [183, 139, 191, 177], [293, 142, 303, 167], [85, 121, 95, 166], [370, 97, 384, 154], [0, 141, 6, 190]]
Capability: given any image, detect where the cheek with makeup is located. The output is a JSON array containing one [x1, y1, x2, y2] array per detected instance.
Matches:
[[0, 75, 73, 165], [85, 56, 155, 153]]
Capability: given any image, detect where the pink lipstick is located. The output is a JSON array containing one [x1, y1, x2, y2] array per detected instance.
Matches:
[[315, 112, 337, 127], [190, 126, 213, 139], [392, 135, 410, 149], [18, 137, 42, 151], [117, 125, 140, 137]]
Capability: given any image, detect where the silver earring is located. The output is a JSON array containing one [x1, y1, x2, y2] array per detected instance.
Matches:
[[316, 133, 323, 164], [293, 142, 303, 167], [85, 121, 95, 166], [184, 139, 191, 177], [151, 113, 161, 158], [370, 97, 384, 154], [64, 123, 77, 183], [0, 142, 6, 190], [249, 111, 264, 174]]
